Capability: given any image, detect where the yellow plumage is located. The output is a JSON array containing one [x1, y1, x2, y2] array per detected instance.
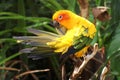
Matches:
[[14, 10, 96, 58], [47, 10, 96, 57]]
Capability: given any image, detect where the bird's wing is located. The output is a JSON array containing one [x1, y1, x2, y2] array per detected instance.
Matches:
[[19, 47, 54, 60], [73, 35, 92, 50], [14, 28, 59, 47], [13, 36, 55, 47], [13, 28, 60, 58], [73, 19, 96, 51]]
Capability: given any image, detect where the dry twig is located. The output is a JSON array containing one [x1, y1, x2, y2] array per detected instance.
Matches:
[[61, 64, 66, 80], [5, 60, 40, 80], [0, 67, 20, 72], [69, 43, 98, 80], [100, 66, 108, 80], [15, 69, 50, 79], [77, 0, 89, 18], [100, 62, 110, 80]]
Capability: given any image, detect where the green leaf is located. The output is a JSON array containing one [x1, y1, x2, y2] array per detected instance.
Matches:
[[0, 30, 11, 36], [0, 38, 16, 44], [0, 52, 22, 65], [110, 51, 120, 75], [40, 0, 63, 11], [107, 23, 120, 57], [63, 0, 77, 12], [0, 12, 51, 23]]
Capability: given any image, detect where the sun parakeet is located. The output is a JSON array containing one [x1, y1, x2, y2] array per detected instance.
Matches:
[[14, 10, 96, 58]]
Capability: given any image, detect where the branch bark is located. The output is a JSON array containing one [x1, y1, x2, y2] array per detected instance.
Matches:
[[77, 0, 89, 18], [69, 43, 98, 80]]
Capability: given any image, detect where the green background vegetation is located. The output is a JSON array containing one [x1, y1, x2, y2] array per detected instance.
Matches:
[[0, 0, 120, 80]]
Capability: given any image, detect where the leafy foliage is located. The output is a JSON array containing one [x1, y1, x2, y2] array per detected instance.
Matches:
[[0, 0, 120, 80]]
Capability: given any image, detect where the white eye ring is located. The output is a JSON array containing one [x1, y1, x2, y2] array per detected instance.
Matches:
[[58, 15, 63, 20]]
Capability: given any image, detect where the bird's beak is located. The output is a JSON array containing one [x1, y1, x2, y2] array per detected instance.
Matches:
[[53, 20, 60, 27], [52, 20, 67, 35]]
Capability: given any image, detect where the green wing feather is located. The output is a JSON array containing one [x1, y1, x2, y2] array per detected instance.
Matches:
[[73, 25, 93, 50], [73, 36, 92, 50]]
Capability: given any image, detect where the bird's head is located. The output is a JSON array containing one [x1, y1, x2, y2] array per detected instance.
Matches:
[[52, 10, 77, 31]]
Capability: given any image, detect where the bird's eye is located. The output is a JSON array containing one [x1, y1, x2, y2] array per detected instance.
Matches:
[[58, 15, 63, 20]]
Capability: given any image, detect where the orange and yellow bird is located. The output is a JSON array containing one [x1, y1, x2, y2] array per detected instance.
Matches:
[[14, 10, 96, 58]]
